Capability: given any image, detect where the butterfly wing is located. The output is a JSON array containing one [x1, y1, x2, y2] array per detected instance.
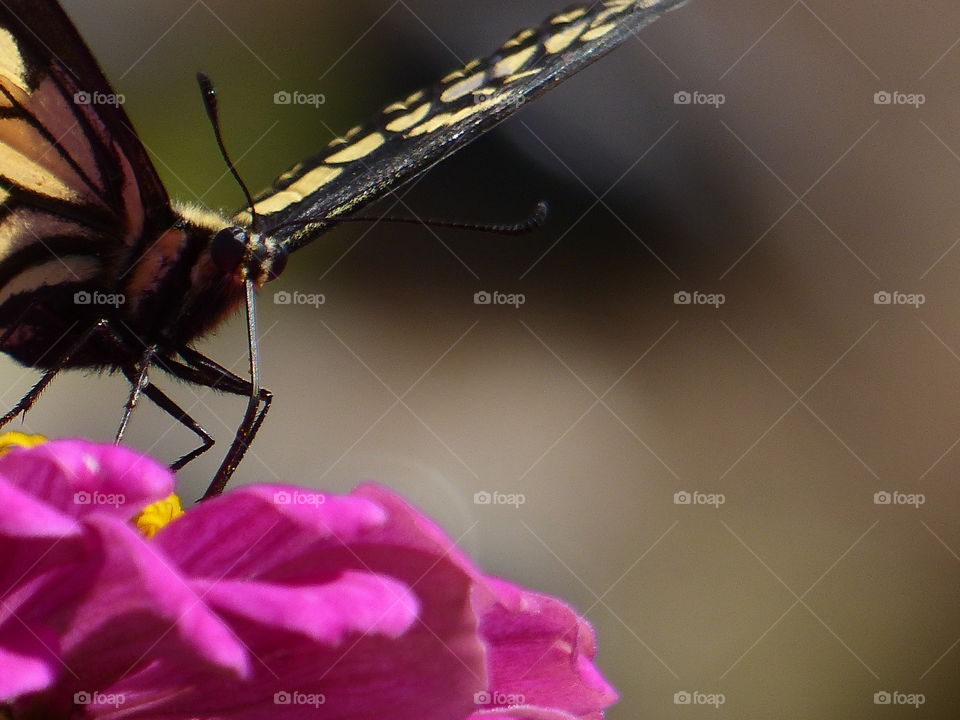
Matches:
[[0, 0, 173, 364], [243, 0, 686, 250]]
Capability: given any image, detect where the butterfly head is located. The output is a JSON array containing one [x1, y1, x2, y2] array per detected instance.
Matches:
[[211, 226, 288, 286]]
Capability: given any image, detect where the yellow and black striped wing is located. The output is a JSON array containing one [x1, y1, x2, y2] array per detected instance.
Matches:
[[244, 0, 686, 249], [0, 0, 172, 308]]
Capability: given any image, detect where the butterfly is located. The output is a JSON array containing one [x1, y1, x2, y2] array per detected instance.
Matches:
[[0, 0, 686, 497]]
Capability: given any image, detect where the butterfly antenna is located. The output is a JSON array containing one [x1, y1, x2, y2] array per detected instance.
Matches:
[[196, 72, 259, 231]]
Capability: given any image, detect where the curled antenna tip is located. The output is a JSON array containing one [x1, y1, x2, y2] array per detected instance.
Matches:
[[531, 200, 549, 226]]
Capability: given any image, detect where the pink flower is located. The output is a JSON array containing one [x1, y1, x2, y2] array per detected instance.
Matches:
[[0, 440, 616, 719]]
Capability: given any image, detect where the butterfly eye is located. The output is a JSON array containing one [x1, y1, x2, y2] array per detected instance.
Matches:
[[211, 227, 248, 272]]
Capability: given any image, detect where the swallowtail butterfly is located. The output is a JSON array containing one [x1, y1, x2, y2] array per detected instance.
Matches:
[[0, 0, 686, 496]]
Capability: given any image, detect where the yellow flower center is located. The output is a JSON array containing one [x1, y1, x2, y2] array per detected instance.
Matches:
[[0, 431, 47, 455], [134, 494, 185, 537]]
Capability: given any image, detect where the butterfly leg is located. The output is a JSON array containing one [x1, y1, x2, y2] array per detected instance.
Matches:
[[175, 347, 272, 498], [0, 369, 59, 427], [0, 320, 104, 427], [94, 321, 216, 471], [115, 347, 156, 445], [119, 365, 216, 471]]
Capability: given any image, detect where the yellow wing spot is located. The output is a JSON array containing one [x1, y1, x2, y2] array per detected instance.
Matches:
[[384, 101, 408, 114], [581, 22, 618, 42], [406, 94, 508, 138], [278, 162, 304, 183], [503, 28, 535, 49], [0, 141, 82, 204], [593, 1, 633, 27], [492, 45, 538, 79], [544, 21, 588, 54], [345, 125, 363, 139], [551, 8, 588, 24], [405, 90, 426, 105], [464, 59, 482, 72], [280, 165, 344, 201], [440, 72, 487, 103], [442, 69, 466, 84], [245, 165, 345, 218], [505, 68, 542, 84], [325, 132, 386, 164], [385, 103, 431, 133], [0, 29, 27, 91]]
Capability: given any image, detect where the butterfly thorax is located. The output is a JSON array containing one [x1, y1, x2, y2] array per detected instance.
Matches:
[[118, 203, 286, 352]]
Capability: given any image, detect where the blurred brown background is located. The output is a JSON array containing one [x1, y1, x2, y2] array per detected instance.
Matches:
[[7, 0, 960, 716]]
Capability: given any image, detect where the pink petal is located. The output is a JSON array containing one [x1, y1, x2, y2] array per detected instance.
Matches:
[[0, 623, 59, 700], [0, 478, 80, 537], [155, 486, 388, 579], [57, 515, 249, 689], [0, 441, 172, 520], [196, 570, 418, 644], [478, 579, 617, 718]]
